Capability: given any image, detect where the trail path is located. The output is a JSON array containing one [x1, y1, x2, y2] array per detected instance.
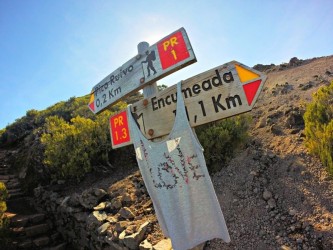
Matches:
[[1, 149, 67, 250]]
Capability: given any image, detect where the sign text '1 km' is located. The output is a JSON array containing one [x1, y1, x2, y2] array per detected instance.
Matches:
[[88, 27, 196, 114], [110, 61, 267, 148]]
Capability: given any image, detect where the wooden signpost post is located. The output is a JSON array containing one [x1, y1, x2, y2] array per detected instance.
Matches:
[[109, 61, 267, 148], [88, 27, 196, 114]]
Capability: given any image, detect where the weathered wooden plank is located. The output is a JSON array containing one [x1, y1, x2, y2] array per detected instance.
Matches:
[[110, 61, 267, 148], [88, 27, 196, 114]]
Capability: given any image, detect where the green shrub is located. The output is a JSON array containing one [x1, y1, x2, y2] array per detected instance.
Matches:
[[304, 81, 333, 175], [40, 106, 124, 181], [0, 93, 135, 194], [0, 129, 5, 140], [0, 182, 9, 239], [0, 96, 92, 146], [196, 115, 251, 173]]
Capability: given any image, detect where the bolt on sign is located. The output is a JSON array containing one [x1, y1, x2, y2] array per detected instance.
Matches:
[[88, 27, 196, 114], [110, 61, 267, 149]]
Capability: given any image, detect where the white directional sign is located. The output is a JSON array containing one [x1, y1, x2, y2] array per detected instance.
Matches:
[[109, 61, 267, 148], [88, 27, 196, 114]]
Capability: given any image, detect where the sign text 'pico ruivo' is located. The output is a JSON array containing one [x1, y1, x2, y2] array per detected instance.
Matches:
[[88, 27, 196, 114]]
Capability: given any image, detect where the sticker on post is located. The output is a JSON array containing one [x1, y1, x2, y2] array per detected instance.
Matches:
[[110, 110, 131, 148], [157, 30, 190, 70]]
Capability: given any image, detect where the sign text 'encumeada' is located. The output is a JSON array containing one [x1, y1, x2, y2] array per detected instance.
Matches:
[[110, 61, 267, 148]]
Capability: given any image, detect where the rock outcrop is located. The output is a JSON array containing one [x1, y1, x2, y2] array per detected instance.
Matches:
[[33, 173, 175, 250]]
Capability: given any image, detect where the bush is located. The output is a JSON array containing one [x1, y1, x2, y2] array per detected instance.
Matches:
[[39, 101, 130, 181], [196, 115, 251, 173], [304, 81, 333, 175], [0, 96, 92, 146], [0, 129, 5, 140], [0, 182, 9, 239], [41, 115, 89, 180]]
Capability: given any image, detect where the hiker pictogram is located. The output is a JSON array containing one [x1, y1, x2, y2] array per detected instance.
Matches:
[[142, 50, 157, 77]]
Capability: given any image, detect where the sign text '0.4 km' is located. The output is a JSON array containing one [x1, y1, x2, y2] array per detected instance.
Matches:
[[88, 27, 196, 114], [109, 61, 267, 149]]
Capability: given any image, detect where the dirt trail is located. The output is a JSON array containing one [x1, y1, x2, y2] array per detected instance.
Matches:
[[1, 149, 68, 249]]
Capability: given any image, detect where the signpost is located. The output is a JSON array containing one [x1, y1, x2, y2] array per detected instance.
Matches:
[[88, 27, 196, 114], [86, 28, 267, 149], [110, 61, 267, 148]]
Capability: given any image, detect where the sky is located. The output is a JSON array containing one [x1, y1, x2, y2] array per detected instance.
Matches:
[[0, 0, 332, 129]]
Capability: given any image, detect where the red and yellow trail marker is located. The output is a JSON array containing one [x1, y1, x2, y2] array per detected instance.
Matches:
[[235, 64, 262, 106], [88, 92, 95, 112], [157, 30, 190, 70], [109, 110, 131, 148]]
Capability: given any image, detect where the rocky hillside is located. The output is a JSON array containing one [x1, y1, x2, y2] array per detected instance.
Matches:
[[2, 55, 333, 250], [207, 55, 333, 249]]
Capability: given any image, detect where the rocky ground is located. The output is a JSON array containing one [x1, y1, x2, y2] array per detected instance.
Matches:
[[207, 56, 333, 249], [2, 55, 333, 249]]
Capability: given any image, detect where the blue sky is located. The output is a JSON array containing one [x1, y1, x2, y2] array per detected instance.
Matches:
[[1, 0, 332, 129]]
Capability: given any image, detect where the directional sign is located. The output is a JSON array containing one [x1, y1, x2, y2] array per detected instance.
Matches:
[[110, 61, 267, 148], [88, 27, 196, 114]]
